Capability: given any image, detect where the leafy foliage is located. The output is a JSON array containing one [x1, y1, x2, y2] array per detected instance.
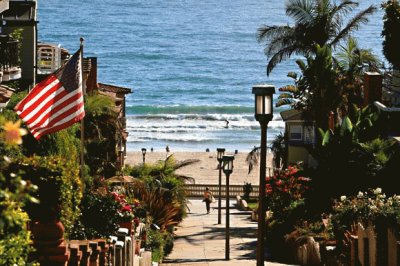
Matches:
[[258, 0, 376, 75], [382, 0, 400, 68], [124, 155, 194, 231], [70, 190, 121, 239], [84, 93, 120, 178], [308, 105, 397, 213], [0, 116, 37, 264], [14, 155, 82, 237]]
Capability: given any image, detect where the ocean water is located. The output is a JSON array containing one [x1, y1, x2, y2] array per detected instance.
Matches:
[[38, 0, 384, 152]]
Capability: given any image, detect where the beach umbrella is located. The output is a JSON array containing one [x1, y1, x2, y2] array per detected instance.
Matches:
[[106, 175, 136, 184]]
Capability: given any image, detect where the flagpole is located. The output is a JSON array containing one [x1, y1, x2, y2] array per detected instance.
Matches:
[[80, 37, 85, 180]]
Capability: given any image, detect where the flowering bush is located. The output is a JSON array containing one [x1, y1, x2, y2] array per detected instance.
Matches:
[[330, 188, 400, 257], [266, 164, 310, 217], [264, 164, 311, 257], [111, 192, 134, 222], [332, 188, 400, 230]]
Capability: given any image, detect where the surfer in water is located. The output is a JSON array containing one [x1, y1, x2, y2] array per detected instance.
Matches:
[[225, 120, 229, 128]]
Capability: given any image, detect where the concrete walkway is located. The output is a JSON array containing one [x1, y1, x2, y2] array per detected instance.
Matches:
[[161, 199, 294, 266]]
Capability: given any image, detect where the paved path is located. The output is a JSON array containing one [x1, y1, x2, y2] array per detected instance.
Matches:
[[161, 199, 294, 266]]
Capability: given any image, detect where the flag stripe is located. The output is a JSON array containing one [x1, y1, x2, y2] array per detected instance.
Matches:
[[15, 48, 85, 140], [25, 88, 81, 131], [34, 108, 85, 139], [30, 91, 84, 134], [18, 81, 64, 122], [15, 75, 59, 111], [33, 101, 84, 138]]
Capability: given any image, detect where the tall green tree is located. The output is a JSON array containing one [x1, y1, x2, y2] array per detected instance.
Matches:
[[382, 0, 400, 69], [277, 45, 340, 129], [258, 0, 376, 75]]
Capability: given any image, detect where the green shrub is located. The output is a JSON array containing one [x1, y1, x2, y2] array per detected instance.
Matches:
[[0, 156, 37, 265], [15, 155, 82, 238], [70, 190, 120, 239], [0, 207, 31, 265]]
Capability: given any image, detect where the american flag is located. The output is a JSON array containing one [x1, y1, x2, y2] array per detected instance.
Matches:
[[15, 49, 85, 140]]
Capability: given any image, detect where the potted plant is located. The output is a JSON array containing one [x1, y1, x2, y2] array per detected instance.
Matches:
[[243, 182, 253, 201]]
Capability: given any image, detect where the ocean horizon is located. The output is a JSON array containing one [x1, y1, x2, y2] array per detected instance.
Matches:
[[38, 0, 384, 152]]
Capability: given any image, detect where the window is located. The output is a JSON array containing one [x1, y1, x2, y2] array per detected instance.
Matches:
[[290, 125, 302, 140]]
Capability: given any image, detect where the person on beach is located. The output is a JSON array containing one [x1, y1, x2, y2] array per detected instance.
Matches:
[[203, 187, 213, 214]]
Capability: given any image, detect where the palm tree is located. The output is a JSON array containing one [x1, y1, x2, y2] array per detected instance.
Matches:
[[334, 37, 381, 77], [258, 0, 376, 75]]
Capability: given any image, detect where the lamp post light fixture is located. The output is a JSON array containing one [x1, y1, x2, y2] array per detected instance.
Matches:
[[252, 84, 275, 266], [222, 154, 234, 261], [216, 148, 225, 225], [141, 148, 147, 165]]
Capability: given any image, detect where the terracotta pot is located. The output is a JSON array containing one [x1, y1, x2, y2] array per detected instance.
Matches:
[[119, 221, 133, 234], [30, 220, 64, 242]]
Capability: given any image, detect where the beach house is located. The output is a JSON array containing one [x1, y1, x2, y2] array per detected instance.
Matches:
[[281, 71, 400, 168], [280, 109, 317, 168], [0, 0, 38, 90]]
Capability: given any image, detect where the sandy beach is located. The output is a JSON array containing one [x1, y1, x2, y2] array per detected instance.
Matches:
[[125, 151, 273, 185]]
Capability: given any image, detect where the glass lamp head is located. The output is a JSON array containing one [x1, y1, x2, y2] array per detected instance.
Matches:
[[217, 148, 225, 162], [252, 84, 275, 123], [222, 155, 234, 175]]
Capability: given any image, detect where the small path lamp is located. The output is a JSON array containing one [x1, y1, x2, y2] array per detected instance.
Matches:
[[222, 154, 234, 260], [141, 148, 147, 165], [252, 84, 275, 266], [216, 148, 225, 224]]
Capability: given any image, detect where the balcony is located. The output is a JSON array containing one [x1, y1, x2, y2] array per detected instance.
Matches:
[[0, 34, 21, 82], [37, 43, 62, 75]]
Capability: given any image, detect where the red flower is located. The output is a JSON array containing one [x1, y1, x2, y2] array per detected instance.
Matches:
[[121, 205, 132, 212]]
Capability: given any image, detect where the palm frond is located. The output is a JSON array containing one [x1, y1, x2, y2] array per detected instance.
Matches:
[[276, 98, 295, 107], [175, 174, 195, 184], [174, 159, 200, 170], [257, 25, 293, 43], [286, 0, 314, 25], [287, 71, 298, 79], [279, 85, 299, 93], [330, 0, 358, 17], [279, 93, 294, 99], [267, 45, 305, 75], [331, 5, 377, 46], [246, 146, 260, 174]]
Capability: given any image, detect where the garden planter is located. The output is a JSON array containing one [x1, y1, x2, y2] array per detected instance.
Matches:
[[29, 220, 69, 266], [294, 236, 321, 265], [30, 220, 64, 244], [119, 221, 133, 234]]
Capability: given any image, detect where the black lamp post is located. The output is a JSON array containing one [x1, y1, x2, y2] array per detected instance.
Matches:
[[222, 154, 234, 261], [252, 84, 275, 266], [216, 148, 225, 224], [141, 148, 147, 165]]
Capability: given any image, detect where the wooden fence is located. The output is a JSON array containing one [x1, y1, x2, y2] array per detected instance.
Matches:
[[184, 184, 259, 198]]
